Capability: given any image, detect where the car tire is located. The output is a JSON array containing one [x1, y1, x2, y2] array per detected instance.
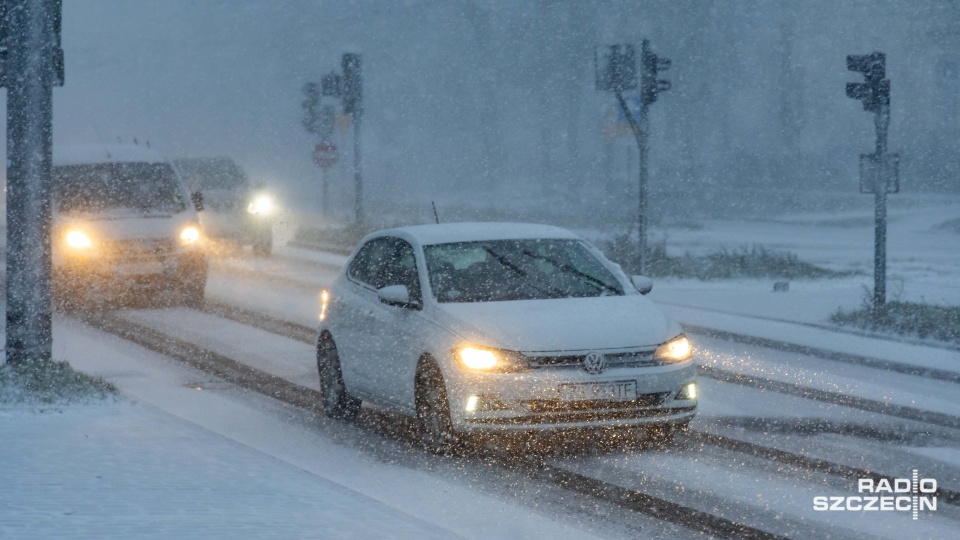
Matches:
[[317, 338, 361, 421], [415, 361, 464, 456]]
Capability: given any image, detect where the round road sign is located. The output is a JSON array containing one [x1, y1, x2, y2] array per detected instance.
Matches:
[[313, 141, 338, 168]]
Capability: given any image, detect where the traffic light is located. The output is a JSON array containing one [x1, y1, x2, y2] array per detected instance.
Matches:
[[341, 53, 362, 116], [595, 44, 637, 92], [846, 52, 889, 112], [640, 39, 671, 106], [301, 82, 320, 134], [321, 71, 341, 97]]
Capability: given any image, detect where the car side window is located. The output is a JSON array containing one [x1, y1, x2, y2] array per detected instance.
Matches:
[[347, 237, 395, 287], [374, 240, 422, 304]]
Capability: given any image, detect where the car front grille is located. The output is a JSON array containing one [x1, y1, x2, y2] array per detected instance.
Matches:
[[523, 392, 671, 413], [524, 350, 659, 369], [101, 238, 176, 261], [468, 405, 696, 426]]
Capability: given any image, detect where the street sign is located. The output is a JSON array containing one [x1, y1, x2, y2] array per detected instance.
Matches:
[[859, 152, 900, 194], [313, 141, 338, 168]]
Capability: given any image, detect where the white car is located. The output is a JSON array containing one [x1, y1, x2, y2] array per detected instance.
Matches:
[[52, 144, 208, 306], [317, 223, 697, 452]]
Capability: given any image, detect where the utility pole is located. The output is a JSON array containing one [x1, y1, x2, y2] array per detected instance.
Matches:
[[2, 0, 64, 365], [595, 40, 670, 275], [341, 53, 363, 225], [846, 52, 897, 320]]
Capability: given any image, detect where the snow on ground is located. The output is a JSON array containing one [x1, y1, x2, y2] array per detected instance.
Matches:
[[642, 197, 960, 310], [0, 316, 609, 540]]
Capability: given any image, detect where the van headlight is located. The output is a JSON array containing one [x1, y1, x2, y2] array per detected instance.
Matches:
[[180, 226, 201, 245], [456, 346, 527, 372], [655, 335, 692, 363], [65, 230, 92, 249], [247, 194, 274, 215]]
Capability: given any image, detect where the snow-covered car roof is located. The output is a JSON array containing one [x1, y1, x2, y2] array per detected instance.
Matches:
[[53, 144, 169, 167], [378, 222, 581, 246]]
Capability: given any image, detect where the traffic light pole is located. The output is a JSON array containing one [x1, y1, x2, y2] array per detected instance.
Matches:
[[614, 89, 649, 275], [352, 112, 363, 224], [873, 102, 890, 315], [5, 0, 59, 365]]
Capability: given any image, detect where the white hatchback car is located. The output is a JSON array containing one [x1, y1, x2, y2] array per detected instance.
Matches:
[[317, 223, 697, 452]]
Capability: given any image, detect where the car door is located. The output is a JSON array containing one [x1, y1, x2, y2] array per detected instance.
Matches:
[[335, 237, 395, 396], [363, 238, 426, 409]]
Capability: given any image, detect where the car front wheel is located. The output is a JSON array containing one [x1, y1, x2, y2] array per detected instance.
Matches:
[[317, 338, 360, 421], [415, 361, 464, 455]]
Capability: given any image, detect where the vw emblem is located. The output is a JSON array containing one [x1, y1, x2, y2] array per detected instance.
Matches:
[[582, 352, 607, 375]]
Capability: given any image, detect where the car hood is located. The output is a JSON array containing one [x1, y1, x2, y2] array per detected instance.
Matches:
[[435, 295, 680, 352]]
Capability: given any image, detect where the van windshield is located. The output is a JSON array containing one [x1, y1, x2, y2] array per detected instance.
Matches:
[[174, 158, 248, 191], [54, 162, 186, 215]]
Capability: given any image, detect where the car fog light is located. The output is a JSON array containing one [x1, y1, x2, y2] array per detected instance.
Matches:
[[465, 395, 480, 412], [463, 394, 506, 412], [678, 382, 698, 401]]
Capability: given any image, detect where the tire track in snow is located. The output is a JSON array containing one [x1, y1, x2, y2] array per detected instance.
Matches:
[[70, 308, 796, 539], [191, 299, 960, 508]]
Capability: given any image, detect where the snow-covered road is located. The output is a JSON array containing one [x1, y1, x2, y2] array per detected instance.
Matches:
[[6, 241, 958, 538], [44, 246, 957, 538]]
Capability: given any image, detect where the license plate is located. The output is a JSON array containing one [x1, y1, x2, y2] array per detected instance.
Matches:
[[558, 380, 637, 402], [116, 261, 165, 275]]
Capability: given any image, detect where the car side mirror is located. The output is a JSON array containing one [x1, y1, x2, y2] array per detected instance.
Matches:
[[191, 191, 204, 212], [378, 285, 420, 309], [631, 275, 653, 295]]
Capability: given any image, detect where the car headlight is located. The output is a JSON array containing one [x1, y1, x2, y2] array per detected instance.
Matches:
[[655, 335, 692, 363], [65, 230, 92, 249], [456, 346, 527, 372], [247, 194, 274, 215], [180, 226, 201, 245]]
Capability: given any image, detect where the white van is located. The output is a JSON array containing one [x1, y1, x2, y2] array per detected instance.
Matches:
[[52, 144, 208, 306], [172, 157, 273, 257]]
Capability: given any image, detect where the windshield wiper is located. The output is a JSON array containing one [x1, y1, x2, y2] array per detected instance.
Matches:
[[483, 246, 567, 298], [520, 249, 622, 296]]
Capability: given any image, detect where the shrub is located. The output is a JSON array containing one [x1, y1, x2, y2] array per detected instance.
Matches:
[[602, 235, 853, 280], [0, 360, 116, 406]]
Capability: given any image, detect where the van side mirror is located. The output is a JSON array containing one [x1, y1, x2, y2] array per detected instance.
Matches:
[[191, 191, 204, 212], [631, 275, 653, 295]]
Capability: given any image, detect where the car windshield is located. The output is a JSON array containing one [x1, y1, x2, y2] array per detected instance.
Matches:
[[174, 158, 248, 191], [54, 162, 186, 215], [424, 239, 624, 303]]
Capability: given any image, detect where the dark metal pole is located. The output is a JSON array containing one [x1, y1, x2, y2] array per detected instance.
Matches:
[[353, 113, 363, 224], [320, 166, 329, 217], [614, 90, 647, 275], [5, 0, 57, 365], [873, 102, 890, 317]]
